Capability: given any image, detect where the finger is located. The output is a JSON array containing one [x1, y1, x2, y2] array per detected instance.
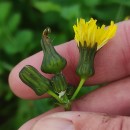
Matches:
[[20, 77, 130, 129], [19, 76, 130, 129], [18, 107, 64, 130], [9, 20, 130, 99], [73, 77, 130, 116], [22, 76, 130, 126], [20, 111, 130, 130]]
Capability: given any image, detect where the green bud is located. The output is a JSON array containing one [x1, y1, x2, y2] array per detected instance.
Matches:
[[19, 65, 51, 96], [41, 28, 67, 74], [76, 43, 97, 79], [51, 73, 67, 98]]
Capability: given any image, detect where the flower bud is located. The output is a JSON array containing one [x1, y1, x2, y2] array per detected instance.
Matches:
[[51, 73, 67, 98], [41, 28, 67, 74], [19, 65, 51, 96], [76, 43, 97, 79]]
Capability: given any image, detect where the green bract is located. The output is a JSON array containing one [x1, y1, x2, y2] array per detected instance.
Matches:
[[19, 65, 51, 96], [76, 43, 97, 79], [41, 28, 67, 74], [51, 73, 67, 94]]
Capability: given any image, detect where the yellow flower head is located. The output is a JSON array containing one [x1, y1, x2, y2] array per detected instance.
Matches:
[[73, 18, 117, 50]]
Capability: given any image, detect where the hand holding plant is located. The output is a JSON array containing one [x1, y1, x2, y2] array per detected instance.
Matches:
[[19, 18, 117, 110], [9, 20, 130, 130]]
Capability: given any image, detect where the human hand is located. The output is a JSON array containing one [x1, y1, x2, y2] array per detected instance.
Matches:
[[9, 20, 130, 130]]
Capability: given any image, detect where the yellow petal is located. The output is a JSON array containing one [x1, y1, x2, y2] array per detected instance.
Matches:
[[73, 18, 117, 50]]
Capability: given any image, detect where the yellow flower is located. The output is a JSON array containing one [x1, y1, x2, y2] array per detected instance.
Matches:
[[71, 19, 117, 100], [73, 18, 117, 50], [73, 18, 117, 80]]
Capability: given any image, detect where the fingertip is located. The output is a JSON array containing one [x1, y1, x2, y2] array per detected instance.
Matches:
[[32, 117, 74, 130], [18, 107, 64, 130]]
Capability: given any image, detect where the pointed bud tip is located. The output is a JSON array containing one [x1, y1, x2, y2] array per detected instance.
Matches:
[[42, 27, 51, 37]]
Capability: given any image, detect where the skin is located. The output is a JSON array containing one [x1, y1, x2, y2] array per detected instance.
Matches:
[[9, 20, 130, 130]]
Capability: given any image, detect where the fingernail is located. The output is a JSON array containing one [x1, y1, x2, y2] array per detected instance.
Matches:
[[32, 117, 75, 130]]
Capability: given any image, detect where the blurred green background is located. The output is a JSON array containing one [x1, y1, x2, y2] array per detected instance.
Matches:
[[0, 0, 129, 129]]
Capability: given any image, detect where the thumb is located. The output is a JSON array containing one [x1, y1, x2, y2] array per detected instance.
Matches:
[[32, 117, 74, 130], [31, 112, 130, 130]]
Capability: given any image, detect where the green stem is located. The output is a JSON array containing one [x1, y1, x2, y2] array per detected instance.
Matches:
[[71, 78, 86, 100], [47, 90, 62, 103], [64, 101, 71, 111], [48, 90, 71, 111], [62, 94, 71, 111]]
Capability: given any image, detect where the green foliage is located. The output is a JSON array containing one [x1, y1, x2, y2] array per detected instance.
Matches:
[[84, 0, 101, 7], [0, 2, 12, 24], [61, 4, 80, 20], [7, 13, 21, 33], [33, 1, 61, 13], [0, 0, 130, 129], [4, 30, 33, 54]]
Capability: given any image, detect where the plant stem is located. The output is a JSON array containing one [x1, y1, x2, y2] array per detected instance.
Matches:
[[47, 90, 62, 103], [64, 101, 71, 111], [48, 90, 72, 111], [62, 94, 71, 111], [71, 78, 86, 100]]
